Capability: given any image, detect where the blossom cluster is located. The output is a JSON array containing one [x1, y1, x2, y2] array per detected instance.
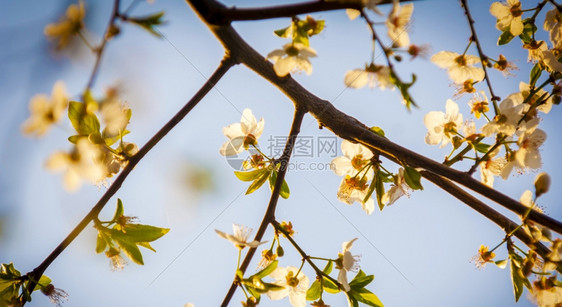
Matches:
[[22, 83, 138, 191], [214, 223, 371, 307]]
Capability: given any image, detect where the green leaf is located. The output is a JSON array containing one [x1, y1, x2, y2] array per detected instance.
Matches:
[[293, 27, 310, 47], [363, 167, 379, 204], [0, 263, 21, 279], [121, 224, 170, 242], [68, 100, 101, 135], [274, 26, 291, 38], [346, 292, 360, 307], [518, 20, 537, 44], [349, 270, 374, 289], [351, 288, 384, 307], [254, 260, 278, 279], [308, 19, 325, 36], [95, 232, 108, 253], [0, 280, 19, 302], [137, 241, 156, 252], [375, 171, 385, 211], [391, 72, 418, 110], [498, 29, 514, 45], [235, 169, 267, 182], [83, 113, 101, 135], [104, 129, 130, 146], [268, 170, 290, 199], [510, 257, 524, 302], [245, 170, 270, 195], [68, 101, 85, 132], [306, 280, 321, 301], [322, 276, 340, 294], [127, 11, 166, 38], [68, 135, 81, 144], [529, 63, 542, 88], [370, 126, 385, 138], [323, 260, 333, 275], [404, 166, 423, 190], [36, 275, 52, 291], [473, 142, 491, 154], [114, 236, 144, 265], [112, 199, 125, 222]]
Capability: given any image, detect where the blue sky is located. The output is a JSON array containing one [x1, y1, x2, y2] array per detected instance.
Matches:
[[1, 0, 561, 306]]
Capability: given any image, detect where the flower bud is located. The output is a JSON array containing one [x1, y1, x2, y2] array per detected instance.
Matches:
[[534, 172, 550, 197]]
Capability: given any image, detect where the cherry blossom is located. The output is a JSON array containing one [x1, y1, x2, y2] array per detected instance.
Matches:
[[220, 109, 264, 156], [424, 99, 463, 148], [267, 266, 309, 307], [267, 43, 317, 77], [431, 51, 484, 84]]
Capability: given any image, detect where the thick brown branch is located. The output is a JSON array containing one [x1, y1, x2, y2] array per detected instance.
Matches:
[[189, 0, 419, 24], [187, 0, 562, 236], [221, 107, 306, 306], [22, 57, 236, 304]]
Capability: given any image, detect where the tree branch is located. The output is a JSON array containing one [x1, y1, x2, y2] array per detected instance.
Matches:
[[221, 107, 306, 306], [189, 0, 420, 24], [22, 56, 236, 304], [187, 0, 562, 237], [85, 0, 121, 91]]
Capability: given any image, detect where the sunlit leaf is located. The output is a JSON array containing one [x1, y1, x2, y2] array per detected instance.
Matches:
[[498, 29, 514, 45], [235, 169, 267, 182], [323, 260, 333, 275], [121, 224, 170, 242], [404, 166, 423, 190], [114, 236, 144, 265], [112, 198, 125, 222], [127, 11, 166, 38], [306, 280, 321, 301], [529, 63, 542, 88], [268, 170, 290, 199], [95, 232, 108, 253], [370, 126, 385, 138], [246, 170, 270, 195], [474, 142, 491, 154], [349, 270, 374, 289], [254, 260, 278, 279]]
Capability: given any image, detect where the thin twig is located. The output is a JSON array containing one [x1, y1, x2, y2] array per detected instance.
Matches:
[[272, 220, 342, 286], [85, 0, 121, 92], [21, 56, 236, 305], [460, 0, 500, 108], [221, 106, 306, 306]]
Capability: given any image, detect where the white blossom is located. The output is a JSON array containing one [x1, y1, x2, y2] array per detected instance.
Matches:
[[381, 168, 410, 205], [22, 81, 68, 137], [424, 99, 463, 148], [267, 43, 317, 77], [215, 224, 267, 249], [490, 0, 523, 36], [267, 266, 309, 307], [431, 51, 485, 84], [386, 1, 414, 47], [220, 109, 264, 156], [344, 64, 393, 90], [337, 238, 360, 292]]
